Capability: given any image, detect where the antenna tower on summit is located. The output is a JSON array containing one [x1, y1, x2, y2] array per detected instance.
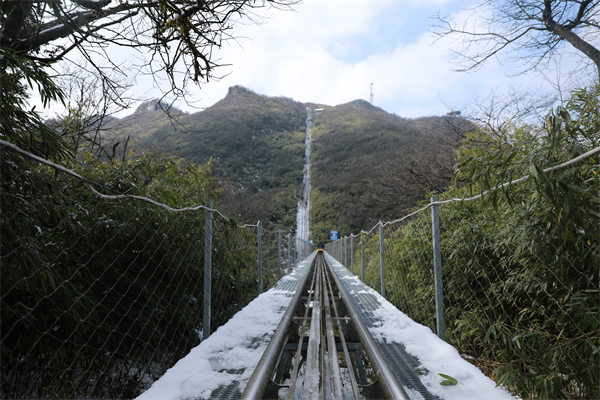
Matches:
[[370, 83, 373, 104]]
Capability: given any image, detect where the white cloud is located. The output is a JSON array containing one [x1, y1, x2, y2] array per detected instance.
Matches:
[[175, 2, 504, 118], [32, 1, 596, 120]]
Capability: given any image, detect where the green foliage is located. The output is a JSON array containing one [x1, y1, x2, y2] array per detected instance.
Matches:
[[1, 144, 263, 397], [439, 373, 459, 386], [358, 85, 599, 399], [0, 61, 262, 397], [310, 100, 456, 241]]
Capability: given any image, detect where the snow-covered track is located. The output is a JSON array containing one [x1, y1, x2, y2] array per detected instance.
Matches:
[[241, 253, 413, 400], [136, 253, 513, 400]]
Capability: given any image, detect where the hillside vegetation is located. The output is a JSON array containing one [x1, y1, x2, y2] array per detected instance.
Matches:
[[114, 86, 308, 231], [114, 87, 460, 237], [309, 100, 461, 241]]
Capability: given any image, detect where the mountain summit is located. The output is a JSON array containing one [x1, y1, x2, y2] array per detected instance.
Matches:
[[113, 86, 457, 233], [133, 99, 171, 114]]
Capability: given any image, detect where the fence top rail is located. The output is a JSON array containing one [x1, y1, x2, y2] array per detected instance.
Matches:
[[360, 145, 600, 235], [1, 139, 259, 229]]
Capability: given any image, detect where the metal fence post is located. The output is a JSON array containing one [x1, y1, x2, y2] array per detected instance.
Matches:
[[292, 234, 296, 264], [361, 242, 364, 281], [203, 202, 213, 340], [351, 235, 354, 273], [431, 196, 445, 341], [379, 221, 385, 298], [288, 233, 292, 269], [258, 221, 263, 295], [278, 229, 282, 280], [344, 236, 347, 266]]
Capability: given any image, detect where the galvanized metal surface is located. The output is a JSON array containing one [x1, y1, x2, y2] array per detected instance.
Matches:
[[326, 253, 438, 400], [431, 196, 445, 341], [379, 222, 385, 299], [235, 250, 445, 399], [239, 253, 314, 400], [203, 202, 213, 340], [325, 254, 409, 400], [258, 220, 263, 295]]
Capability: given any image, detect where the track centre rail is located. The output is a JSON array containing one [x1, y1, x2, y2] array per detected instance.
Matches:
[[240, 253, 410, 400]]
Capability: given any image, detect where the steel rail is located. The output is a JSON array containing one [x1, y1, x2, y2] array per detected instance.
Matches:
[[323, 255, 411, 400], [240, 258, 315, 400], [287, 265, 318, 398], [322, 258, 361, 397], [320, 260, 344, 398], [304, 261, 322, 398]]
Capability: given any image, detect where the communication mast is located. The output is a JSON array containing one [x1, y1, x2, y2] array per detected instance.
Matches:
[[370, 83, 373, 104]]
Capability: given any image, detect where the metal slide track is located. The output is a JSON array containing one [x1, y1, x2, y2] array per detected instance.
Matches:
[[240, 253, 416, 399]]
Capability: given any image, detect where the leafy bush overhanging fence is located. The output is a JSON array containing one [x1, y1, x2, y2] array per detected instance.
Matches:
[[327, 142, 599, 399], [1, 140, 314, 399]]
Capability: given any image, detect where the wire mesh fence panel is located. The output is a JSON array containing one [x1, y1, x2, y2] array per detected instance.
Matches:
[[283, 232, 295, 274], [353, 191, 599, 398], [349, 235, 360, 277], [2, 181, 207, 398], [380, 216, 437, 330], [260, 228, 282, 292], [324, 240, 340, 263], [296, 239, 314, 262], [1, 152, 294, 399], [354, 232, 379, 293], [437, 199, 599, 398], [209, 220, 260, 334]]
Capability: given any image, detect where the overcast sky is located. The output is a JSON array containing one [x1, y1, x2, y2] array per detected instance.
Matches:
[[47, 0, 597, 119]]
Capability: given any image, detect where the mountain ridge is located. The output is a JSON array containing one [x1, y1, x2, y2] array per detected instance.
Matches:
[[112, 86, 459, 236]]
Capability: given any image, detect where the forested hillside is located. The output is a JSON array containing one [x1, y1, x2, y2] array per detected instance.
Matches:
[[114, 88, 462, 238], [114, 86, 308, 231], [309, 100, 462, 241]]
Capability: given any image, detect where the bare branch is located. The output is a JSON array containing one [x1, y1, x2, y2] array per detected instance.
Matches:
[[432, 0, 600, 79], [1, 0, 299, 105]]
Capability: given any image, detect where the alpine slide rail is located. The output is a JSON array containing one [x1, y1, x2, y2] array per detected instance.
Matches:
[[240, 251, 421, 400], [137, 250, 512, 400], [206, 249, 439, 400]]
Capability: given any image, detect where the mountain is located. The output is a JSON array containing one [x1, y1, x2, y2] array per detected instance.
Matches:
[[308, 101, 455, 241], [112, 87, 461, 236], [115, 86, 307, 231]]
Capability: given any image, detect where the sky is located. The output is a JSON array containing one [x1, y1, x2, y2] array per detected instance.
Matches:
[[40, 0, 597, 120], [174, 0, 492, 117]]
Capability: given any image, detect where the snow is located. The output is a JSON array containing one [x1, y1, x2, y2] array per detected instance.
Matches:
[[370, 303, 513, 399], [136, 256, 313, 400], [38, 24, 65, 36], [137, 253, 514, 400], [326, 255, 515, 400], [296, 108, 312, 248]]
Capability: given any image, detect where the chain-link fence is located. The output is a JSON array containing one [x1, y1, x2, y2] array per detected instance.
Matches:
[[326, 174, 599, 398], [1, 144, 308, 399]]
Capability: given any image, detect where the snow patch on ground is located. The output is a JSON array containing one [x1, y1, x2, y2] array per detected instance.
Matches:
[[135, 256, 315, 400], [370, 303, 514, 399]]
